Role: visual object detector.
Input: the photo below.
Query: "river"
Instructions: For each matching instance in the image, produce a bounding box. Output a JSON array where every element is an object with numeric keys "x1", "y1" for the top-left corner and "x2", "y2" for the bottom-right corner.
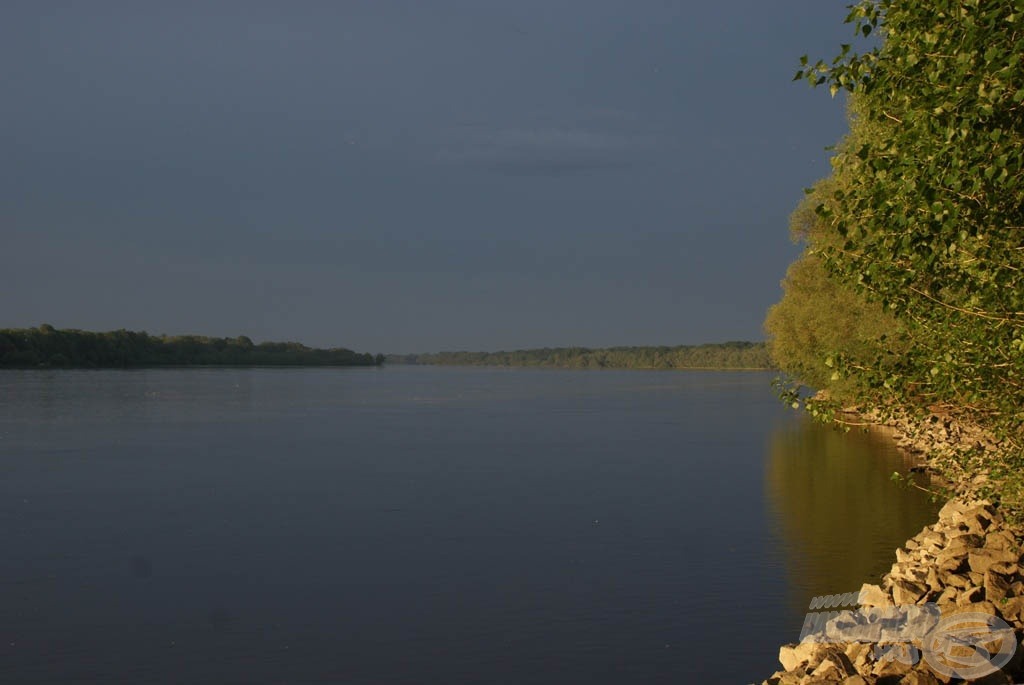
[{"x1": 0, "y1": 366, "x2": 938, "y2": 683}]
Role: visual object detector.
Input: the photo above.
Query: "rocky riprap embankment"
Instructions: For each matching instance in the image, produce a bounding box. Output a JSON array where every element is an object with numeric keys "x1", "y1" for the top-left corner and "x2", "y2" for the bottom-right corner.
[
  {"x1": 850, "y1": 407, "x2": 1006, "y2": 491},
  {"x1": 761, "y1": 498, "x2": 1024, "y2": 684}
]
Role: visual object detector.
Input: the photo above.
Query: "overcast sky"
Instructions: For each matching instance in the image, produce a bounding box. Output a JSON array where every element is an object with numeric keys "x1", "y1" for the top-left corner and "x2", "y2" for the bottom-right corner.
[{"x1": 2, "y1": 1, "x2": 858, "y2": 353}]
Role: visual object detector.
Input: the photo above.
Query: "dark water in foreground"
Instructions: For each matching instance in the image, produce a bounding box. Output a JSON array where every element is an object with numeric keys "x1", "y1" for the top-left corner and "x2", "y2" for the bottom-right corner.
[{"x1": 0, "y1": 367, "x2": 938, "y2": 684}]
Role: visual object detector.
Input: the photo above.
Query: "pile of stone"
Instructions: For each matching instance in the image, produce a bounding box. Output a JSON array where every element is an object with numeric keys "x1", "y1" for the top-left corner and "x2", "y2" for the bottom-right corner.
[
  {"x1": 761, "y1": 499, "x2": 1024, "y2": 684},
  {"x1": 847, "y1": 406, "x2": 1004, "y2": 472}
]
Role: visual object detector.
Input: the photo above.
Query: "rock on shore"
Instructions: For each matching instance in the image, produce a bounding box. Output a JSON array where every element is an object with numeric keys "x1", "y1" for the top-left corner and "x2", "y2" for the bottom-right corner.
[{"x1": 761, "y1": 498, "x2": 1024, "y2": 684}]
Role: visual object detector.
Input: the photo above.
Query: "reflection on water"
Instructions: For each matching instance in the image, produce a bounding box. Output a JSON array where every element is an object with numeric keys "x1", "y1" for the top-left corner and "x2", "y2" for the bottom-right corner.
[{"x1": 767, "y1": 420, "x2": 940, "y2": 622}]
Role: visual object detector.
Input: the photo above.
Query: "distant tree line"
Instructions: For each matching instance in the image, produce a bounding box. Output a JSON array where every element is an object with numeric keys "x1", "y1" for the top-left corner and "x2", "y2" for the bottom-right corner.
[
  {"x1": 390, "y1": 342, "x2": 771, "y2": 370},
  {"x1": 0, "y1": 325, "x2": 383, "y2": 368}
]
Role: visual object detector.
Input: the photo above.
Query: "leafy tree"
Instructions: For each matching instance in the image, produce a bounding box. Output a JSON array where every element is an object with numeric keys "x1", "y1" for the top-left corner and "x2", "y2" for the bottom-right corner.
[
  {"x1": 777, "y1": 0, "x2": 1024, "y2": 509},
  {"x1": 766, "y1": 163, "x2": 904, "y2": 398}
]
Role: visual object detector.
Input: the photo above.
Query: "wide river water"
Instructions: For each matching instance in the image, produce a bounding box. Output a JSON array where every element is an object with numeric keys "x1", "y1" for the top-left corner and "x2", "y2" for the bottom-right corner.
[{"x1": 0, "y1": 366, "x2": 938, "y2": 683}]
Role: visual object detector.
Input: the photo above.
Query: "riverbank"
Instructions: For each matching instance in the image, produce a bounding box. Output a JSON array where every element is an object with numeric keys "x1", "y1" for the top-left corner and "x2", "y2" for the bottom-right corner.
[{"x1": 760, "y1": 410, "x2": 1024, "y2": 684}]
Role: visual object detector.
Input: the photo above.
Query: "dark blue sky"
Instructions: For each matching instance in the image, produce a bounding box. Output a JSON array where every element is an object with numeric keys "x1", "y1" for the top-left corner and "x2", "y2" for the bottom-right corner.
[{"x1": 2, "y1": 1, "x2": 857, "y2": 353}]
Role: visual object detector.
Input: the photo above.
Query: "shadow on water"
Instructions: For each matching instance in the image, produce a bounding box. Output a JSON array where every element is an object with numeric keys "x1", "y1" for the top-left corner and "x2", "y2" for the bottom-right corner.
[{"x1": 765, "y1": 419, "x2": 941, "y2": 624}]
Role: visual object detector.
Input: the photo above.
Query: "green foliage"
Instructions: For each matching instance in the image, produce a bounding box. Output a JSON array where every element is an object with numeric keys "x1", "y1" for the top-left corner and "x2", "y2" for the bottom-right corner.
[
  {"x1": 765, "y1": 184, "x2": 903, "y2": 397},
  {"x1": 392, "y1": 342, "x2": 772, "y2": 370},
  {"x1": 0, "y1": 325, "x2": 381, "y2": 368},
  {"x1": 776, "y1": 0, "x2": 1024, "y2": 511}
]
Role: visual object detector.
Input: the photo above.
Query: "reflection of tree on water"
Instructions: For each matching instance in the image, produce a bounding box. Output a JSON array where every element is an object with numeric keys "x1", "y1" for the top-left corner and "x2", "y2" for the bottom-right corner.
[{"x1": 766, "y1": 419, "x2": 939, "y2": 619}]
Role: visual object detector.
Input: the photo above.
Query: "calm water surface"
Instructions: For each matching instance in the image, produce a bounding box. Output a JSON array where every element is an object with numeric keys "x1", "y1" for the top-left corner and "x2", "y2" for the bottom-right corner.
[{"x1": 0, "y1": 367, "x2": 938, "y2": 683}]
